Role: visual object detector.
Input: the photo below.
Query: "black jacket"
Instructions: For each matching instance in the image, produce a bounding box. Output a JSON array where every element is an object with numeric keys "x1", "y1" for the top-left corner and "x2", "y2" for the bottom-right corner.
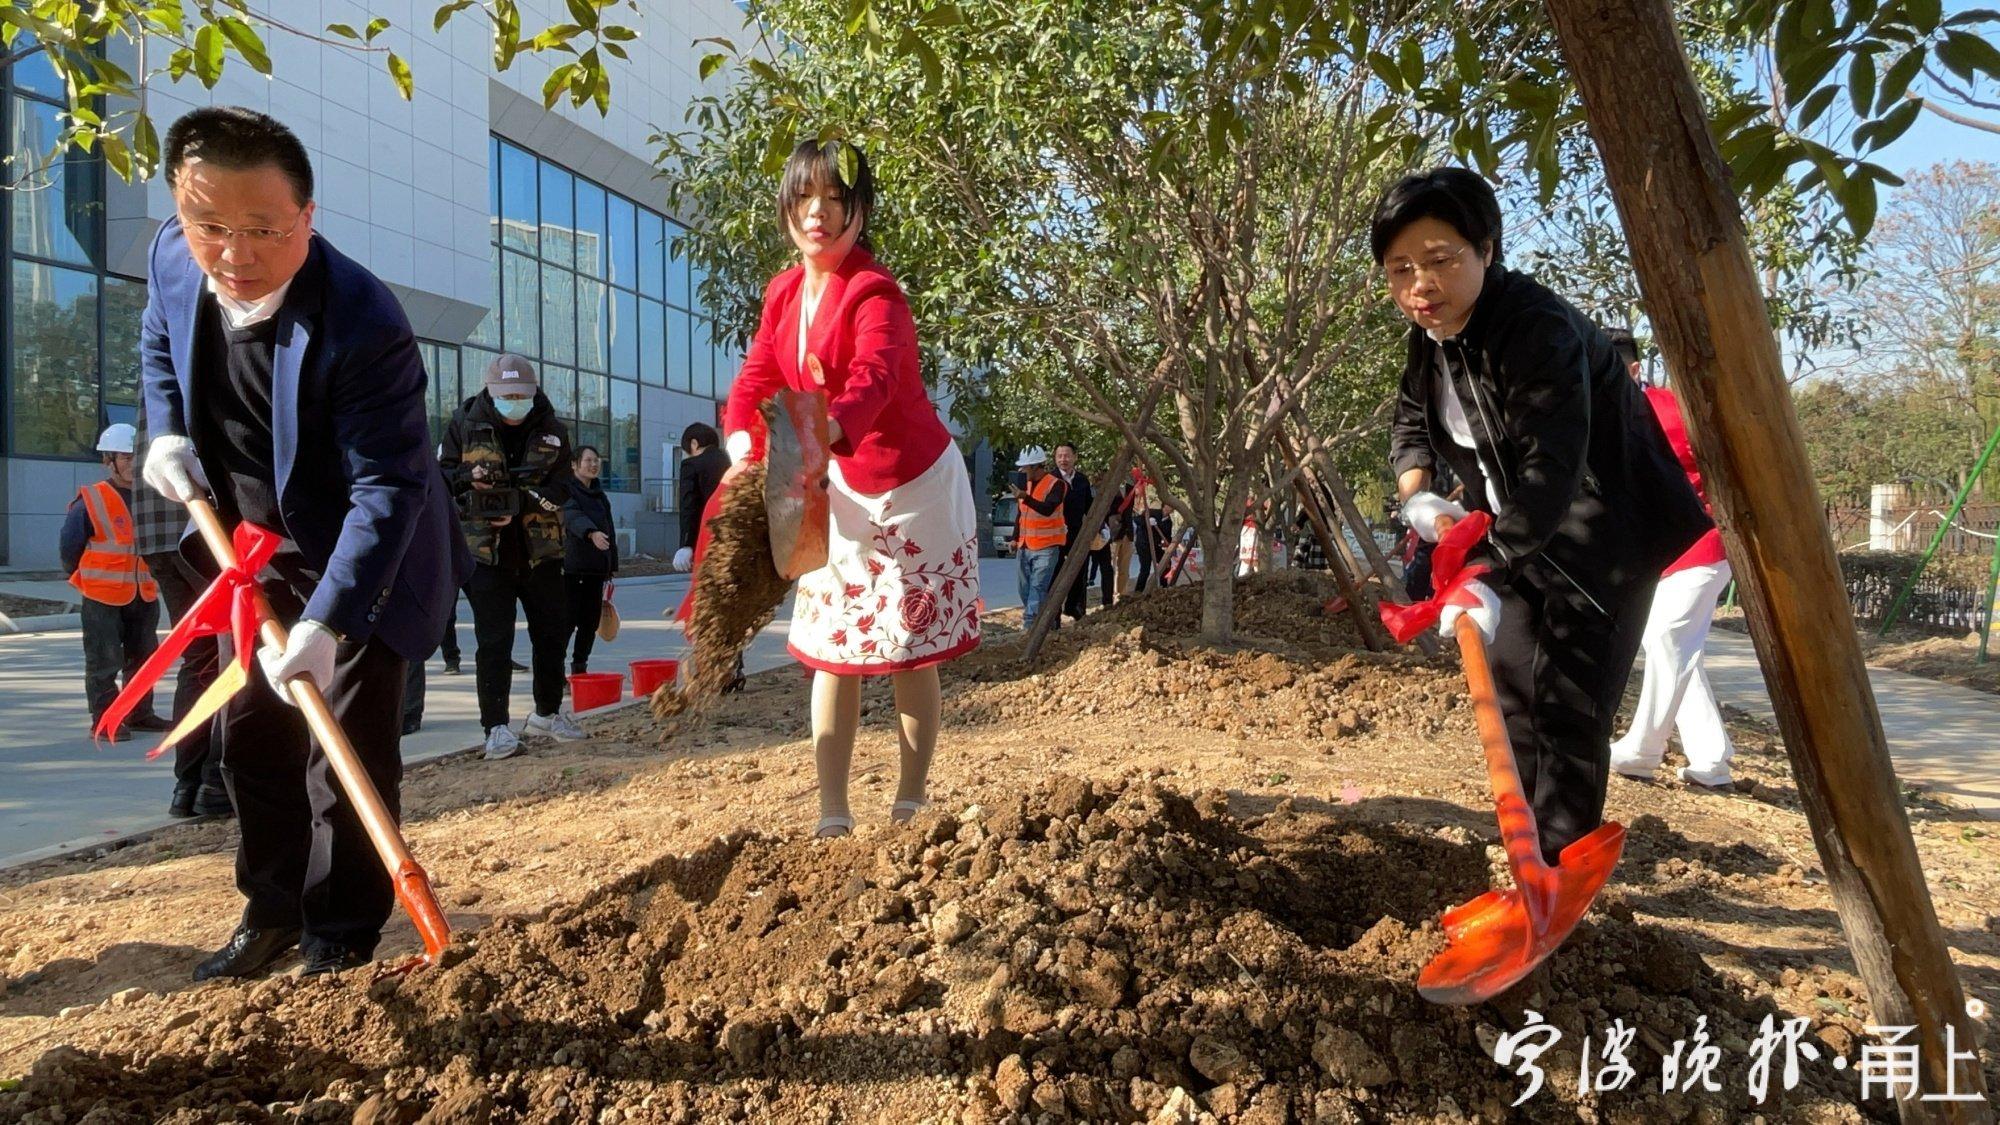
[
  {"x1": 678, "y1": 445, "x2": 730, "y2": 549},
  {"x1": 439, "y1": 391, "x2": 572, "y2": 568},
  {"x1": 1057, "y1": 469, "x2": 1094, "y2": 538},
  {"x1": 563, "y1": 477, "x2": 618, "y2": 576},
  {"x1": 1388, "y1": 264, "x2": 1709, "y2": 611}
]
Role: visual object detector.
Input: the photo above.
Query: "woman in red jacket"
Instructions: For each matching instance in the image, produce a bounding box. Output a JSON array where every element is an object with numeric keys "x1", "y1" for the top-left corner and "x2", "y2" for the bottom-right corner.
[{"x1": 722, "y1": 141, "x2": 981, "y2": 838}]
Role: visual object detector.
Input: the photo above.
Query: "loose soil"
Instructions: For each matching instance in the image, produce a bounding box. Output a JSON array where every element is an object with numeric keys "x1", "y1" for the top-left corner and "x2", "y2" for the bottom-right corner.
[
  {"x1": 3, "y1": 573, "x2": 1996, "y2": 1124},
  {"x1": 651, "y1": 463, "x2": 790, "y2": 724},
  {"x1": 1717, "y1": 610, "x2": 2000, "y2": 697},
  {"x1": 0, "y1": 593, "x2": 74, "y2": 619}
]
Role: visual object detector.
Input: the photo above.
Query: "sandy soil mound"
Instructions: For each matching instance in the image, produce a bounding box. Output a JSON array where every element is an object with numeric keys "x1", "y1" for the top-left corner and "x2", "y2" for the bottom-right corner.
[{"x1": 4, "y1": 774, "x2": 1871, "y2": 1124}]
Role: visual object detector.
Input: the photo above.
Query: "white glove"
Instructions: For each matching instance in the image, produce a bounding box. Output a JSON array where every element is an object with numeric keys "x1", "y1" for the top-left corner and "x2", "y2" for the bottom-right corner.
[
  {"x1": 1401, "y1": 491, "x2": 1467, "y2": 543},
  {"x1": 1438, "y1": 580, "x2": 1501, "y2": 645},
  {"x1": 257, "y1": 620, "x2": 338, "y2": 707},
  {"x1": 673, "y1": 546, "x2": 694, "y2": 571},
  {"x1": 724, "y1": 430, "x2": 753, "y2": 462},
  {"x1": 141, "y1": 434, "x2": 210, "y2": 504}
]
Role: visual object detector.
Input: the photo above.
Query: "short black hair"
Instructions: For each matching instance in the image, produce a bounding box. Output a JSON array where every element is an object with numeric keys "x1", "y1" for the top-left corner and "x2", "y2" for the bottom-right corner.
[
  {"x1": 778, "y1": 140, "x2": 873, "y2": 249},
  {"x1": 681, "y1": 422, "x2": 720, "y2": 452},
  {"x1": 1055, "y1": 443, "x2": 1077, "y2": 455},
  {"x1": 165, "y1": 106, "x2": 314, "y2": 206},
  {"x1": 1605, "y1": 327, "x2": 1640, "y2": 369},
  {"x1": 1369, "y1": 167, "x2": 1501, "y2": 265},
  {"x1": 573, "y1": 444, "x2": 602, "y2": 461}
]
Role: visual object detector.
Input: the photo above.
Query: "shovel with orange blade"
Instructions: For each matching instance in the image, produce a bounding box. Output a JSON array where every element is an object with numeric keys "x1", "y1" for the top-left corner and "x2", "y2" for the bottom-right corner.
[
  {"x1": 1378, "y1": 512, "x2": 1624, "y2": 1005},
  {"x1": 96, "y1": 498, "x2": 452, "y2": 968}
]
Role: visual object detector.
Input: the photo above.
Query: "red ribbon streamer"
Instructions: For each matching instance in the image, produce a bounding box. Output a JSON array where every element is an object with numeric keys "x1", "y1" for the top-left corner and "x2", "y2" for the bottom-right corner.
[
  {"x1": 96, "y1": 522, "x2": 281, "y2": 753},
  {"x1": 1378, "y1": 511, "x2": 1495, "y2": 645}
]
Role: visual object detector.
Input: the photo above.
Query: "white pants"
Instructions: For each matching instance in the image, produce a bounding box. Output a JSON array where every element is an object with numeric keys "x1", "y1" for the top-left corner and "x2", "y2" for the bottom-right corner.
[{"x1": 1612, "y1": 561, "x2": 1735, "y2": 773}]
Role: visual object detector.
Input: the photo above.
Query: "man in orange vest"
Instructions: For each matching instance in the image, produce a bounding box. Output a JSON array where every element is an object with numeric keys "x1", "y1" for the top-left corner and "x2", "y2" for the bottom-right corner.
[
  {"x1": 1011, "y1": 446, "x2": 1068, "y2": 628},
  {"x1": 62, "y1": 424, "x2": 172, "y2": 741}
]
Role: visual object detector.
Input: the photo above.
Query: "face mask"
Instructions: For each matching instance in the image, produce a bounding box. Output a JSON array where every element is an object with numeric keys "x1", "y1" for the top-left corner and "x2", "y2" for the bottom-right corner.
[{"x1": 493, "y1": 395, "x2": 534, "y2": 421}]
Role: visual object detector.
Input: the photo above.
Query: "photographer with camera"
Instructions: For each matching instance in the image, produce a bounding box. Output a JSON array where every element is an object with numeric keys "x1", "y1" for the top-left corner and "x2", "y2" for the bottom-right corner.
[{"x1": 439, "y1": 354, "x2": 583, "y2": 760}]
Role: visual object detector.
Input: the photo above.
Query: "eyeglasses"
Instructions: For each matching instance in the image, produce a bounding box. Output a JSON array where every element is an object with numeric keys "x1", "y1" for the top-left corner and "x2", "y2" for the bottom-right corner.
[
  {"x1": 182, "y1": 213, "x2": 304, "y2": 246},
  {"x1": 1385, "y1": 244, "x2": 1473, "y2": 285}
]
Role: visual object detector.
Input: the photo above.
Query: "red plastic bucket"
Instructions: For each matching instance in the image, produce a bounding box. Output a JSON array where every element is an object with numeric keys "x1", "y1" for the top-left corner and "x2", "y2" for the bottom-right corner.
[
  {"x1": 568, "y1": 672, "x2": 623, "y2": 711},
  {"x1": 630, "y1": 658, "x2": 679, "y2": 696}
]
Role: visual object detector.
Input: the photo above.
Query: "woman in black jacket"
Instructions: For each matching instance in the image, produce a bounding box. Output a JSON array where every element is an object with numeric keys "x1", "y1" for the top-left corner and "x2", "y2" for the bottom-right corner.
[
  {"x1": 563, "y1": 445, "x2": 619, "y2": 675},
  {"x1": 1376, "y1": 168, "x2": 1710, "y2": 865}
]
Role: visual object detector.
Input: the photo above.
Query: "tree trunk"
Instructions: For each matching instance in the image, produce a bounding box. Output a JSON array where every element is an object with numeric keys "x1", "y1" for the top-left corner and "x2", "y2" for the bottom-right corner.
[
  {"x1": 1274, "y1": 429, "x2": 1388, "y2": 651},
  {"x1": 1545, "y1": 1, "x2": 1990, "y2": 1116},
  {"x1": 1198, "y1": 526, "x2": 1234, "y2": 644}
]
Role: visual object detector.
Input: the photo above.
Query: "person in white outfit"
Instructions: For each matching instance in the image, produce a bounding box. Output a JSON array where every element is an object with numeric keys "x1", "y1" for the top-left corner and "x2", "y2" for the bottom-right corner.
[{"x1": 1606, "y1": 329, "x2": 1736, "y2": 788}]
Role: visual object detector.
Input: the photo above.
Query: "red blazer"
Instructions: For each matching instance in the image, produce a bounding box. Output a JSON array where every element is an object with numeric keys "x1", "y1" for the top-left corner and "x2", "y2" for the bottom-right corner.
[
  {"x1": 723, "y1": 248, "x2": 951, "y2": 494},
  {"x1": 1644, "y1": 386, "x2": 1726, "y2": 575}
]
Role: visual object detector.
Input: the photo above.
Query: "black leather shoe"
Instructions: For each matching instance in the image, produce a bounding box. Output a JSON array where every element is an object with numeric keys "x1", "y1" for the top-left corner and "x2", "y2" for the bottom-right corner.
[
  {"x1": 401, "y1": 718, "x2": 422, "y2": 736},
  {"x1": 442, "y1": 657, "x2": 460, "y2": 675},
  {"x1": 509, "y1": 659, "x2": 528, "y2": 672},
  {"x1": 301, "y1": 943, "x2": 371, "y2": 976},
  {"x1": 193, "y1": 926, "x2": 300, "y2": 981},
  {"x1": 168, "y1": 785, "x2": 197, "y2": 818},
  {"x1": 129, "y1": 713, "x2": 175, "y2": 732},
  {"x1": 193, "y1": 785, "x2": 234, "y2": 818}
]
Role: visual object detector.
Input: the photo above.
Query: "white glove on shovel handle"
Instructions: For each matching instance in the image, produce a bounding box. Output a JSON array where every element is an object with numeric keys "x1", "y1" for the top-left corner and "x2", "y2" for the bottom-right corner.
[
  {"x1": 1402, "y1": 491, "x2": 1467, "y2": 544},
  {"x1": 257, "y1": 620, "x2": 339, "y2": 708},
  {"x1": 142, "y1": 434, "x2": 210, "y2": 504},
  {"x1": 673, "y1": 546, "x2": 694, "y2": 571},
  {"x1": 725, "y1": 430, "x2": 753, "y2": 463},
  {"x1": 1438, "y1": 579, "x2": 1502, "y2": 646}
]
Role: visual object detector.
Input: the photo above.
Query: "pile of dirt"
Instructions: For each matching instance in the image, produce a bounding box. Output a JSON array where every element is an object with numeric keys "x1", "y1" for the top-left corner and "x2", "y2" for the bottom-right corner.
[
  {"x1": 2, "y1": 775, "x2": 1872, "y2": 1124},
  {"x1": 950, "y1": 572, "x2": 1471, "y2": 743},
  {"x1": 651, "y1": 462, "x2": 793, "y2": 724}
]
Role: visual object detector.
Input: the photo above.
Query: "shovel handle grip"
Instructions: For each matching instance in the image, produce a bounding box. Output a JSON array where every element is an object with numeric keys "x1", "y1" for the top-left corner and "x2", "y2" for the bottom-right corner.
[{"x1": 184, "y1": 497, "x2": 453, "y2": 961}]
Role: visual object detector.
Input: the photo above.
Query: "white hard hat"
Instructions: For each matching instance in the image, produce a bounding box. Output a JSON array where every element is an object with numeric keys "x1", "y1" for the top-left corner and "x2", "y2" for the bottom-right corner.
[
  {"x1": 96, "y1": 423, "x2": 137, "y2": 454},
  {"x1": 1015, "y1": 446, "x2": 1049, "y2": 468}
]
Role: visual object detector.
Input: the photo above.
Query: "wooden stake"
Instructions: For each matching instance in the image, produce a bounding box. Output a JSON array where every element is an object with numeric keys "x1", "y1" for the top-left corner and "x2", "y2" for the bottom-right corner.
[{"x1": 1543, "y1": 0, "x2": 1989, "y2": 1114}]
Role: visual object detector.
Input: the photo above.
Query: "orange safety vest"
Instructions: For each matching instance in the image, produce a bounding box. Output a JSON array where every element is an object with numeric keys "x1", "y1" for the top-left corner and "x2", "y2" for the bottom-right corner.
[
  {"x1": 1017, "y1": 474, "x2": 1067, "y2": 550},
  {"x1": 68, "y1": 481, "x2": 159, "y2": 606}
]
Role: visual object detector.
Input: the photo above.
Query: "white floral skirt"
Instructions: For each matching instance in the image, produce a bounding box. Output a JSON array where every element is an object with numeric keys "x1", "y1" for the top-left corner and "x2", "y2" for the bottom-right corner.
[{"x1": 788, "y1": 443, "x2": 982, "y2": 674}]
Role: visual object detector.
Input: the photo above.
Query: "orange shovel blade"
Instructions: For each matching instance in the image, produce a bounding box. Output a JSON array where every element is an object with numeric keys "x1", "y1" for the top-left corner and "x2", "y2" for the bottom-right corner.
[
  {"x1": 761, "y1": 389, "x2": 831, "y2": 580},
  {"x1": 1417, "y1": 821, "x2": 1625, "y2": 1005}
]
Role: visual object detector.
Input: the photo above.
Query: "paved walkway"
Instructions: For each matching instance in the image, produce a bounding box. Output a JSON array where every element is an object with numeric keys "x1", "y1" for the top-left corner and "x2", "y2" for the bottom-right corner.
[{"x1": 1702, "y1": 629, "x2": 2000, "y2": 819}]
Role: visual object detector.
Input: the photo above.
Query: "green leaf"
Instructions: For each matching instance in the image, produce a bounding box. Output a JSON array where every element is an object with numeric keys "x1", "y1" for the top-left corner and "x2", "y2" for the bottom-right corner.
[
  {"x1": 836, "y1": 140, "x2": 858, "y2": 187},
  {"x1": 845, "y1": 0, "x2": 871, "y2": 35},
  {"x1": 168, "y1": 47, "x2": 194, "y2": 81},
  {"x1": 1876, "y1": 46, "x2": 1924, "y2": 111},
  {"x1": 746, "y1": 57, "x2": 782, "y2": 85},
  {"x1": 218, "y1": 17, "x2": 270, "y2": 74},
  {"x1": 1452, "y1": 28, "x2": 1482, "y2": 85},
  {"x1": 567, "y1": 0, "x2": 598, "y2": 27},
  {"x1": 1847, "y1": 50, "x2": 1874, "y2": 117},
  {"x1": 1396, "y1": 36, "x2": 1423, "y2": 90},
  {"x1": 1905, "y1": 0, "x2": 1942, "y2": 34},
  {"x1": 326, "y1": 23, "x2": 360, "y2": 40},
  {"x1": 1797, "y1": 82, "x2": 1840, "y2": 126},
  {"x1": 101, "y1": 133, "x2": 133, "y2": 181},
  {"x1": 1937, "y1": 30, "x2": 2000, "y2": 81},
  {"x1": 1943, "y1": 7, "x2": 2000, "y2": 26},
  {"x1": 699, "y1": 52, "x2": 728, "y2": 81},
  {"x1": 192, "y1": 24, "x2": 224, "y2": 88},
  {"x1": 601, "y1": 41, "x2": 628, "y2": 61},
  {"x1": 1366, "y1": 50, "x2": 1401, "y2": 92},
  {"x1": 364, "y1": 17, "x2": 392, "y2": 43},
  {"x1": 592, "y1": 66, "x2": 610, "y2": 114},
  {"x1": 602, "y1": 25, "x2": 638, "y2": 41},
  {"x1": 134, "y1": 110, "x2": 160, "y2": 174},
  {"x1": 532, "y1": 23, "x2": 583, "y2": 51},
  {"x1": 1855, "y1": 96, "x2": 1921, "y2": 149},
  {"x1": 435, "y1": 1, "x2": 476, "y2": 33},
  {"x1": 387, "y1": 51, "x2": 413, "y2": 99},
  {"x1": 762, "y1": 114, "x2": 797, "y2": 175},
  {"x1": 918, "y1": 4, "x2": 966, "y2": 27},
  {"x1": 1837, "y1": 171, "x2": 1877, "y2": 240}
]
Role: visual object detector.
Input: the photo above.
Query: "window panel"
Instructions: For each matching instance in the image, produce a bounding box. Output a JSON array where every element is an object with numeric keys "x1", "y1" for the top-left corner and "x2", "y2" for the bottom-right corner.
[
  {"x1": 487, "y1": 135, "x2": 500, "y2": 245},
  {"x1": 638, "y1": 210, "x2": 664, "y2": 298},
  {"x1": 666, "y1": 306, "x2": 693, "y2": 393},
  {"x1": 101, "y1": 276, "x2": 146, "y2": 407},
  {"x1": 692, "y1": 318, "x2": 715, "y2": 399},
  {"x1": 579, "y1": 369, "x2": 610, "y2": 428},
  {"x1": 538, "y1": 162, "x2": 575, "y2": 268},
  {"x1": 10, "y1": 96, "x2": 102, "y2": 267},
  {"x1": 573, "y1": 180, "x2": 607, "y2": 279},
  {"x1": 664, "y1": 220, "x2": 691, "y2": 309},
  {"x1": 607, "y1": 194, "x2": 637, "y2": 290},
  {"x1": 10, "y1": 261, "x2": 99, "y2": 456},
  {"x1": 501, "y1": 250, "x2": 540, "y2": 357},
  {"x1": 687, "y1": 259, "x2": 709, "y2": 317},
  {"x1": 608, "y1": 287, "x2": 638, "y2": 379},
  {"x1": 462, "y1": 347, "x2": 500, "y2": 406},
  {"x1": 468, "y1": 254, "x2": 500, "y2": 348},
  {"x1": 497, "y1": 141, "x2": 538, "y2": 255},
  {"x1": 610, "y1": 379, "x2": 640, "y2": 493},
  {"x1": 543, "y1": 364, "x2": 576, "y2": 420},
  {"x1": 639, "y1": 298, "x2": 664, "y2": 387},
  {"x1": 541, "y1": 264, "x2": 576, "y2": 365},
  {"x1": 577, "y1": 422, "x2": 610, "y2": 461},
  {"x1": 11, "y1": 40, "x2": 64, "y2": 99},
  {"x1": 575, "y1": 276, "x2": 607, "y2": 371},
  {"x1": 713, "y1": 337, "x2": 736, "y2": 402}
]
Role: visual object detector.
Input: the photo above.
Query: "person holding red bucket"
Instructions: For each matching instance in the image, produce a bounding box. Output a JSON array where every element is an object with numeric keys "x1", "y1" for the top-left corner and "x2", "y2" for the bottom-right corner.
[{"x1": 719, "y1": 140, "x2": 981, "y2": 839}]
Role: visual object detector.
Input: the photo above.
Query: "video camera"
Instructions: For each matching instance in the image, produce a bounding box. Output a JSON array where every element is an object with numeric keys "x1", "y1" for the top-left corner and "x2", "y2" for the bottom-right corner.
[{"x1": 460, "y1": 463, "x2": 561, "y2": 521}]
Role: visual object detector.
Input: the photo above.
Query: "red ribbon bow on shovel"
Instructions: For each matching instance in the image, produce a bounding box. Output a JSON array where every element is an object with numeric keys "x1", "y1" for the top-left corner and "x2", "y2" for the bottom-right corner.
[
  {"x1": 1377, "y1": 510, "x2": 1494, "y2": 644},
  {"x1": 94, "y1": 522, "x2": 282, "y2": 756}
]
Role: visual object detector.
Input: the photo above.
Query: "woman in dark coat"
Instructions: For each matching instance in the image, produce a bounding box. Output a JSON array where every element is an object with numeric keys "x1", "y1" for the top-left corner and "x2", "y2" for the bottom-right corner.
[
  {"x1": 562, "y1": 445, "x2": 618, "y2": 675},
  {"x1": 1376, "y1": 167, "x2": 1710, "y2": 864}
]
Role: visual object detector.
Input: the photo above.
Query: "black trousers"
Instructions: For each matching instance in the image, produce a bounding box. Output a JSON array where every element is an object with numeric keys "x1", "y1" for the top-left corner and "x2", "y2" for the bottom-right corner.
[
  {"x1": 1133, "y1": 526, "x2": 1155, "y2": 592},
  {"x1": 467, "y1": 561, "x2": 569, "y2": 730},
  {"x1": 144, "y1": 551, "x2": 222, "y2": 792},
  {"x1": 439, "y1": 604, "x2": 460, "y2": 664},
  {"x1": 1487, "y1": 563, "x2": 1653, "y2": 864},
  {"x1": 219, "y1": 581, "x2": 407, "y2": 952},
  {"x1": 81, "y1": 595, "x2": 161, "y2": 724},
  {"x1": 1059, "y1": 540, "x2": 1088, "y2": 618},
  {"x1": 1088, "y1": 546, "x2": 1113, "y2": 608},
  {"x1": 566, "y1": 573, "x2": 607, "y2": 673}
]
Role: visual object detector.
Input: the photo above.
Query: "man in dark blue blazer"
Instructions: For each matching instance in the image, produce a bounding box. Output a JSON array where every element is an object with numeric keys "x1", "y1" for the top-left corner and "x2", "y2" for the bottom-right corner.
[{"x1": 139, "y1": 107, "x2": 471, "y2": 980}]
